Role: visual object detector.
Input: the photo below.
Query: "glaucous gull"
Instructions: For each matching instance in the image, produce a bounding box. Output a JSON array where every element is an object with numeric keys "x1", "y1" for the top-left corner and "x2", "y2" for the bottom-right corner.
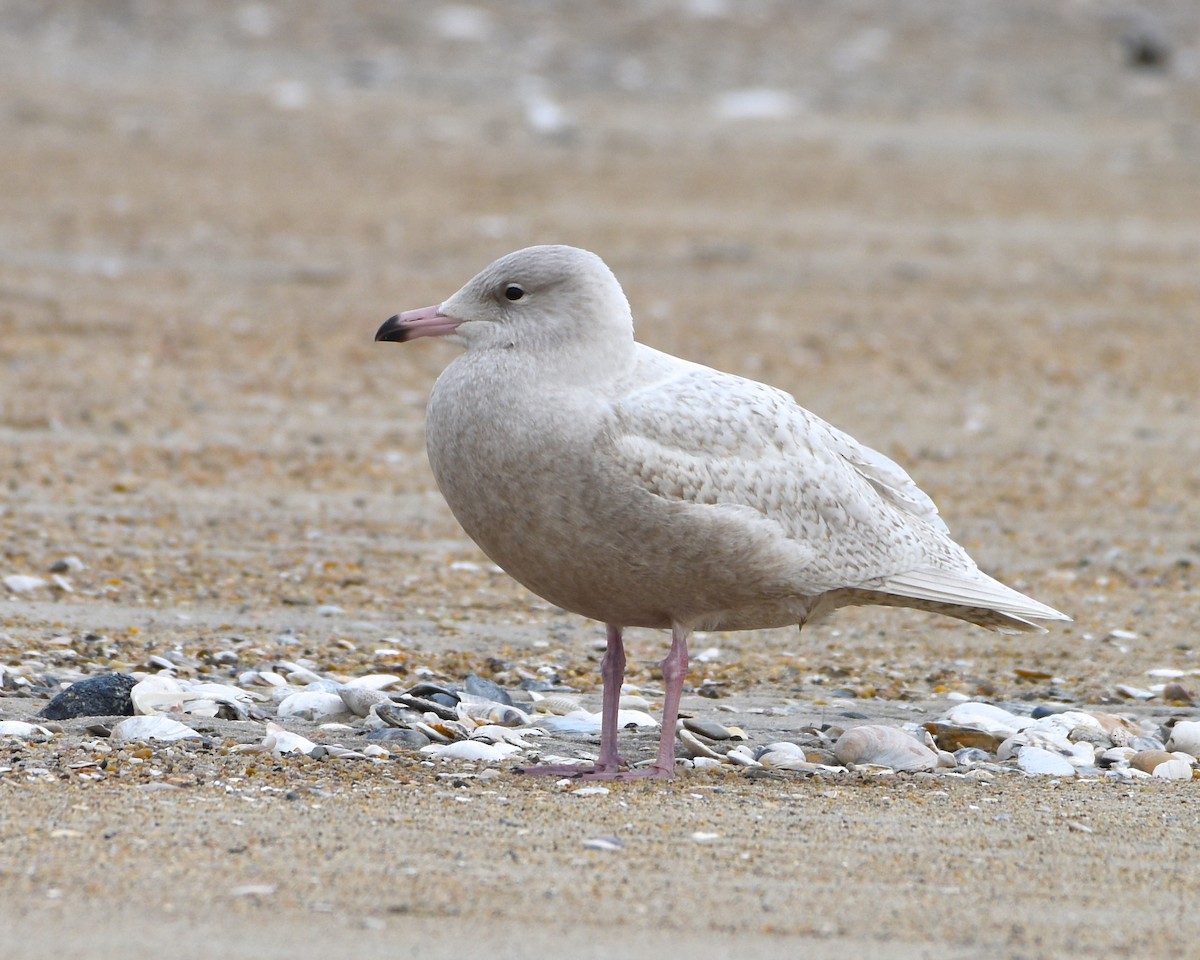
[{"x1": 376, "y1": 245, "x2": 1069, "y2": 780}]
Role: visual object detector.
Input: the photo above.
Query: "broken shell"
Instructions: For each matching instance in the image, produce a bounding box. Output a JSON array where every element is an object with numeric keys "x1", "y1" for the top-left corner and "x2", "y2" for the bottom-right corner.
[
  {"x1": 131, "y1": 675, "x2": 192, "y2": 715},
  {"x1": 922, "y1": 721, "x2": 1005, "y2": 754},
  {"x1": 1017, "y1": 746, "x2": 1077, "y2": 777},
  {"x1": 111, "y1": 716, "x2": 201, "y2": 743},
  {"x1": 833, "y1": 724, "x2": 938, "y2": 771},
  {"x1": 677, "y1": 727, "x2": 724, "y2": 760},
  {"x1": 261, "y1": 722, "x2": 317, "y2": 756},
  {"x1": 0, "y1": 720, "x2": 53, "y2": 738}
]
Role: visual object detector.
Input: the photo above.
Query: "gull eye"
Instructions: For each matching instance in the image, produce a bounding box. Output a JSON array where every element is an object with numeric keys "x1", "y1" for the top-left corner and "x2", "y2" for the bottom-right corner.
[{"x1": 504, "y1": 284, "x2": 525, "y2": 301}]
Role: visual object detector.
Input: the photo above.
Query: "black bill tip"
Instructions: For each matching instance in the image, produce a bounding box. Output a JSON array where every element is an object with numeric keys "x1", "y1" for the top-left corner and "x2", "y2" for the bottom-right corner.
[{"x1": 375, "y1": 315, "x2": 409, "y2": 342}]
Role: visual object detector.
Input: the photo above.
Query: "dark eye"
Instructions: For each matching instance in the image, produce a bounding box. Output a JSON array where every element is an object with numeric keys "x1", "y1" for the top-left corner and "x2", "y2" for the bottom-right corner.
[{"x1": 504, "y1": 284, "x2": 525, "y2": 301}]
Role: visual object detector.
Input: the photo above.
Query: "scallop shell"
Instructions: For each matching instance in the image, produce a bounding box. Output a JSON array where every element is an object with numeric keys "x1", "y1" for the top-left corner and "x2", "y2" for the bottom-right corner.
[
  {"x1": 833, "y1": 724, "x2": 938, "y2": 771},
  {"x1": 530, "y1": 694, "x2": 584, "y2": 716}
]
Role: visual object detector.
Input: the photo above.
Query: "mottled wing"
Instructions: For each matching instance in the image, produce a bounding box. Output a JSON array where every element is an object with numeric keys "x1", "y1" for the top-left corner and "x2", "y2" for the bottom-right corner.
[{"x1": 608, "y1": 360, "x2": 954, "y2": 590}]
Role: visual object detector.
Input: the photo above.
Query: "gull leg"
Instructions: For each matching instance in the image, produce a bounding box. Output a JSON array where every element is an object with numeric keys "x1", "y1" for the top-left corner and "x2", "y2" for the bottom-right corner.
[
  {"x1": 621, "y1": 623, "x2": 688, "y2": 781},
  {"x1": 519, "y1": 623, "x2": 629, "y2": 778}
]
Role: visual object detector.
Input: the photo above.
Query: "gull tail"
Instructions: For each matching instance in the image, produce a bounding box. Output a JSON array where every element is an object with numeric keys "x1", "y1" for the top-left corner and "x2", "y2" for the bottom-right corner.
[{"x1": 839, "y1": 567, "x2": 1072, "y2": 634}]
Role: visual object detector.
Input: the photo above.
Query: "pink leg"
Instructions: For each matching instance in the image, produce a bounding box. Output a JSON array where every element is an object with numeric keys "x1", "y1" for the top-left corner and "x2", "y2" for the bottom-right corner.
[
  {"x1": 619, "y1": 623, "x2": 688, "y2": 780},
  {"x1": 519, "y1": 624, "x2": 629, "y2": 778}
]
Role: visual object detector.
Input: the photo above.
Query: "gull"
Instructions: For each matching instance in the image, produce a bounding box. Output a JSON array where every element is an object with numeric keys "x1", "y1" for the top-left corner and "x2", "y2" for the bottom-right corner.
[{"x1": 376, "y1": 245, "x2": 1069, "y2": 780}]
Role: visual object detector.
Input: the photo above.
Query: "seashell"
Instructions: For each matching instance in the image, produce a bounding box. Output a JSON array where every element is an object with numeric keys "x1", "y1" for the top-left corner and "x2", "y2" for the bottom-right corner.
[
  {"x1": 1165, "y1": 720, "x2": 1200, "y2": 758},
  {"x1": 343, "y1": 673, "x2": 405, "y2": 690},
  {"x1": 537, "y1": 712, "x2": 601, "y2": 734},
  {"x1": 942, "y1": 702, "x2": 1033, "y2": 735},
  {"x1": 469, "y1": 724, "x2": 533, "y2": 748},
  {"x1": 616, "y1": 710, "x2": 658, "y2": 729},
  {"x1": 1130, "y1": 750, "x2": 1193, "y2": 778},
  {"x1": 677, "y1": 728, "x2": 724, "y2": 760},
  {"x1": 724, "y1": 745, "x2": 761, "y2": 767},
  {"x1": 1016, "y1": 746, "x2": 1077, "y2": 777},
  {"x1": 952, "y1": 747, "x2": 992, "y2": 765},
  {"x1": 1160, "y1": 683, "x2": 1195, "y2": 705},
  {"x1": 618, "y1": 694, "x2": 652, "y2": 710},
  {"x1": 131, "y1": 675, "x2": 192, "y2": 715},
  {"x1": 413, "y1": 721, "x2": 453, "y2": 743},
  {"x1": 1114, "y1": 684, "x2": 1155, "y2": 700},
  {"x1": 373, "y1": 702, "x2": 422, "y2": 728},
  {"x1": 240, "y1": 670, "x2": 287, "y2": 688},
  {"x1": 1146, "y1": 668, "x2": 1185, "y2": 679},
  {"x1": 366, "y1": 727, "x2": 431, "y2": 749},
  {"x1": 0, "y1": 720, "x2": 52, "y2": 738},
  {"x1": 833, "y1": 725, "x2": 938, "y2": 771},
  {"x1": 111, "y1": 716, "x2": 202, "y2": 743},
  {"x1": 1096, "y1": 746, "x2": 1135, "y2": 767},
  {"x1": 531, "y1": 694, "x2": 584, "y2": 716},
  {"x1": 680, "y1": 717, "x2": 740, "y2": 741},
  {"x1": 4, "y1": 574, "x2": 47, "y2": 593},
  {"x1": 463, "y1": 673, "x2": 514, "y2": 706},
  {"x1": 339, "y1": 686, "x2": 390, "y2": 718},
  {"x1": 403, "y1": 681, "x2": 459, "y2": 701},
  {"x1": 923, "y1": 721, "x2": 1005, "y2": 754},
  {"x1": 392, "y1": 694, "x2": 459, "y2": 721},
  {"x1": 426, "y1": 740, "x2": 516, "y2": 762},
  {"x1": 273, "y1": 661, "x2": 324, "y2": 685},
  {"x1": 276, "y1": 691, "x2": 352, "y2": 722},
  {"x1": 260, "y1": 722, "x2": 317, "y2": 756},
  {"x1": 456, "y1": 700, "x2": 531, "y2": 726}
]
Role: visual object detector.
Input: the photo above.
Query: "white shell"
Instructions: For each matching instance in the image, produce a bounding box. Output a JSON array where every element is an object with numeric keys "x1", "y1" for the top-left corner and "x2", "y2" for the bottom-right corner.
[
  {"x1": 111, "y1": 716, "x2": 201, "y2": 743},
  {"x1": 276, "y1": 691, "x2": 353, "y2": 722},
  {"x1": 131, "y1": 675, "x2": 192, "y2": 715},
  {"x1": 343, "y1": 674, "x2": 405, "y2": 690},
  {"x1": 426, "y1": 740, "x2": 516, "y2": 762},
  {"x1": 942, "y1": 702, "x2": 1033, "y2": 735},
  {"x1": 261, "y1": 722, "x2": 317, "y2": 756},
  {"x1": 530, "y1": 694, "x2": 584, "y2": 715},
  {"x1": 1166, "y1": 720, "x2": 1200, "y2": 758},
  {"x1": 4, "y1": 574, "x2": 47, "y2": 593},
  {"x1": 1016, "y1": 746, "x2": 1077, "y2": 777},
  {"x1": 0, "y1": 720, "x2": 52, "y2": 738},
  {"x1": 833, "y1": 725, "x2": 938, "y2": 771}
]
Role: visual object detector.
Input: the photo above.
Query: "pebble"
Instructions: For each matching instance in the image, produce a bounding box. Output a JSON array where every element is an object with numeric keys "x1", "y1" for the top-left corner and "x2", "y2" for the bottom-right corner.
[{"x1": 39, "y1": 673, "x2": 136, "y2": 719}]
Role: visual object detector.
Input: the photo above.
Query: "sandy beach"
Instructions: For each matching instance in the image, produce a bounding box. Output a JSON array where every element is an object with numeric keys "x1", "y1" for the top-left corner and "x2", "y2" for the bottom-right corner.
[{"x1": 2, "y1": 3, "x2": 1199, "y2": 957}]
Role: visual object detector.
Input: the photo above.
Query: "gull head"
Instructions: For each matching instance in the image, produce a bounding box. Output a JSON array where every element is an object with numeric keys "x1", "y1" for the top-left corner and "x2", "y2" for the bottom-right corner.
[{"x1": 375, "y1": 245, "x2": 634, "y2": 358}]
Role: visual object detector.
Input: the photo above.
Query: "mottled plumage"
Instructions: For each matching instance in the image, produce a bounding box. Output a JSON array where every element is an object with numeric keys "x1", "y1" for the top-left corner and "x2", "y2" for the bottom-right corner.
[{"x1": 376, "y1": 244, "x2": 1068, "y2": 779}]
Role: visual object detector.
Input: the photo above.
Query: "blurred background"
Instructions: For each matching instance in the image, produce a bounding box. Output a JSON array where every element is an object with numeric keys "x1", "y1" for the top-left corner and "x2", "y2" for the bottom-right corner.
[{"x1": 1, "y1": 1, "x2": 1198, "y2": 691}]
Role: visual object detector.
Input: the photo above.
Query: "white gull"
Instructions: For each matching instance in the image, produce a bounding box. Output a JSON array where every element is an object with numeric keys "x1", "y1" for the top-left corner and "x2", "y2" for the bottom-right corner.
[{"x1": 375, "y1": 244, "x2": 1069, "y2": 780}]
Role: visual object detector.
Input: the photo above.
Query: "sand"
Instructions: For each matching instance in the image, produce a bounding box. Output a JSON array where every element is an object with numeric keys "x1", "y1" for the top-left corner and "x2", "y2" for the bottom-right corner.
[{"x1": 1, "y1": 3, "x2": 1199, "y2": 957}]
